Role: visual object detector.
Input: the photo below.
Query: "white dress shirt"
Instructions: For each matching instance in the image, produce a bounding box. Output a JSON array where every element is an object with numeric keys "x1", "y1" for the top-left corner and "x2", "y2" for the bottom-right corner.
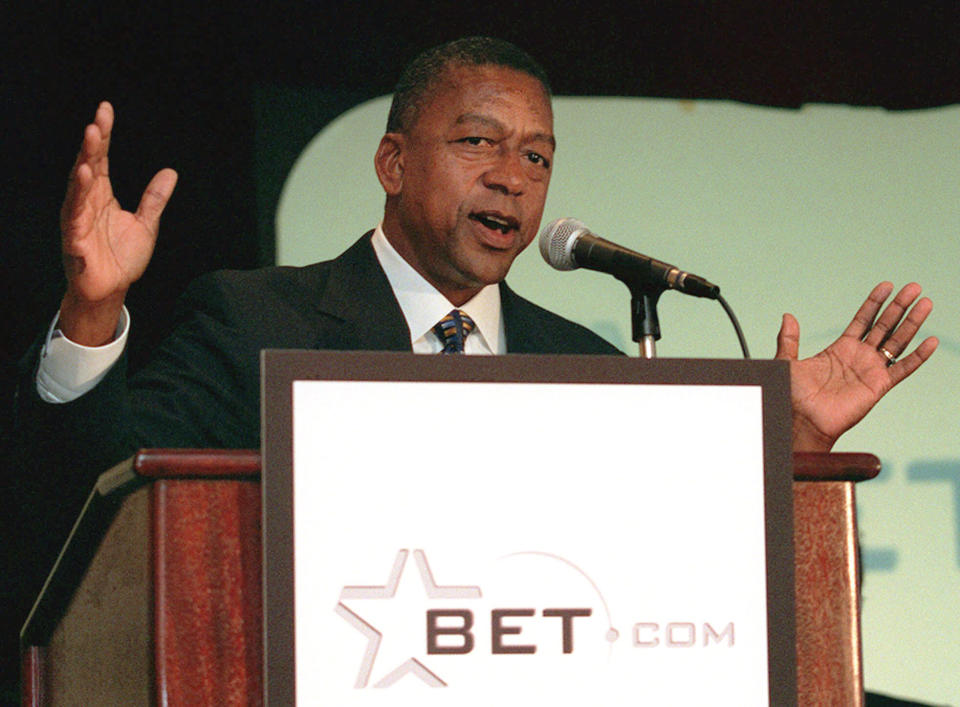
[
  {"x1": 37, "y1": 307, "x2": 131, "y2": 403},
  {"x1": 370, "y1": 225, "x2": 504, "y2": 355},
  {"x1": 37, "y1": 226, "x2": 505, "y2": 402}
]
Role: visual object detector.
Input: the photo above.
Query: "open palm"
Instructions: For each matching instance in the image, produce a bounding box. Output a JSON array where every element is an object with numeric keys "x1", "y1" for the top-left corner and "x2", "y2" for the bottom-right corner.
[
  {"x1": 59, "y1": 102, "x2": 177, "y2": 343},
  {"x1": 777, "y1": 282, "x2": 938, "y2": 452}
]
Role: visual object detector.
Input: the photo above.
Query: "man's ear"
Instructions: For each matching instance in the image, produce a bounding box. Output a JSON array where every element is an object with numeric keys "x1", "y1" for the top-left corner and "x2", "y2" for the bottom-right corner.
[{"x1": 374, "y1": 133, "x2": 404, "y2": 196}]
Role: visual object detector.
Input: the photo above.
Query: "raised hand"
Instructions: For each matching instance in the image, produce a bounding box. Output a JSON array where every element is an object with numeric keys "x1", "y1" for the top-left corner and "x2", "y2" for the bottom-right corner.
[
  {"x1": 59, "y1": 101, "x2": 178, "y2": 345},
  {"x1": 776, "y1": 282, "x2": 939, "y2": 452}
]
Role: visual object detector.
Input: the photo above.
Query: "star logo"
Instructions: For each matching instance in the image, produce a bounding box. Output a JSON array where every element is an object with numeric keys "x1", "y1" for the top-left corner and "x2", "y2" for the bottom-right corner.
[{"x1": 335, "y1": 549, "x2": 482, "y2": 688}]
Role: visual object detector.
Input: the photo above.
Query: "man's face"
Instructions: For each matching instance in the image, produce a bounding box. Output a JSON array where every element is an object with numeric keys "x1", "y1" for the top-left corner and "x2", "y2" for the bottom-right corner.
[{"x1": 379, "y1": 64, "x2": 555, "y2": 305}]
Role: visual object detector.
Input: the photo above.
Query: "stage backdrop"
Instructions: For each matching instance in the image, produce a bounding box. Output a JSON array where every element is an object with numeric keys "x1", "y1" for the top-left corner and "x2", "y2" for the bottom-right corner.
[{"x1": 266, "y1": 94, "x2": 959, "y2": 705}]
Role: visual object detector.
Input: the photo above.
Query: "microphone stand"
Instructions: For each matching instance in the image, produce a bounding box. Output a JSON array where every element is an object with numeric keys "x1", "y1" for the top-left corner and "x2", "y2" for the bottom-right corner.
[
  {"x1": 623, "y1": 279, "x2": 751, "y2": 360},
  {"x1": 628, "y1": 285, "x2": 664, "y2": 359}
]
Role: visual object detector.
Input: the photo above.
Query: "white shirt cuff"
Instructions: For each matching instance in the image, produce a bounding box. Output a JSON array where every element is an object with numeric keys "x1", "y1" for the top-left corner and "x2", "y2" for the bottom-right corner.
[{"x1": 36, "y1": 307, "x2": 130, "y2": 403}]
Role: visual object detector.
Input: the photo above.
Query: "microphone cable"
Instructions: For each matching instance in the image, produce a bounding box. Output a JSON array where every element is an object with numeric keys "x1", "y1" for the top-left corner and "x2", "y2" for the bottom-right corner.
[{"x1": 717, "y1": 293, "x2": 750, "y2": 359}]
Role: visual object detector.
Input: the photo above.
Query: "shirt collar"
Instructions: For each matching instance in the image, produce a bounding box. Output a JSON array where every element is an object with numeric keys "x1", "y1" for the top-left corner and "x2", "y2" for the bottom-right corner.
[{"x1": 370, "y1": 225, "x2": 503, "y2": 353}]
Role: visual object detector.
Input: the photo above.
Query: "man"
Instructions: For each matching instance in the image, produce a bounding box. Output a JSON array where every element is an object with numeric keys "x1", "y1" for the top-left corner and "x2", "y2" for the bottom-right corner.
[
  {"x1": 6, "y1": 38, "x2": 943, "y2": 707},
  {"x1": 17, "y1": 36, "x2": 937, "y2": 486}
]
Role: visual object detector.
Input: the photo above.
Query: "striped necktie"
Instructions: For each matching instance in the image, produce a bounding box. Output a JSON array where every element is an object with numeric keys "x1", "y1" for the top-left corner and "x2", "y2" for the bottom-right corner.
[{"x1": 433, "y1": 310, "x2": 476, "y2": 354}]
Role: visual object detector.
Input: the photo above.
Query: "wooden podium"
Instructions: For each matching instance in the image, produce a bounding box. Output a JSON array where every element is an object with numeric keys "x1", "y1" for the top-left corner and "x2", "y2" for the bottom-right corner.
[{"x1": 20, "y1": 449, "x2": 879, "y2": 706}]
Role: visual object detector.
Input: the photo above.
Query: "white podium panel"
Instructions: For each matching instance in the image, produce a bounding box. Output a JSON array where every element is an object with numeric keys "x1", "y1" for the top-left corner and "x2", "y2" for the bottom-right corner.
[{"x1": 263, "y1": 352, "x2": 795, "y2": 706}]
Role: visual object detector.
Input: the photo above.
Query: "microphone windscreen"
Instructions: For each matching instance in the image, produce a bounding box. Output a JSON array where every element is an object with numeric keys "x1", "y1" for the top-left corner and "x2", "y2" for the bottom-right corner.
[{"x1": 538, "y1": 217, "x2": 588, "y2": 271}]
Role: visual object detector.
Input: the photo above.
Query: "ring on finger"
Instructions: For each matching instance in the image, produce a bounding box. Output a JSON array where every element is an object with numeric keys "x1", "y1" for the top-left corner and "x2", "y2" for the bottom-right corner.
[{"x1": 877, "y1": 346, "x2": 897, "y2": 367}]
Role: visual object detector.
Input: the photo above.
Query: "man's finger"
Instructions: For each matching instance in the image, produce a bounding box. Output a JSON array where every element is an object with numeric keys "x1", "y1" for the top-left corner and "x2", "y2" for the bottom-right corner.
[
  {"x1": 863, "y1": 282, "x2": 923, "y2": 348},
  {"x1": 63, "y1": 103, "x2": 114, "y2": 209},
  {"x1": 841, "y1": 281, "x2": 893, "y2": 340},
  {"x1": 775, "y1": 313, "x2": 800, "y2": 360},
  {"x1": 63, "y1": 123, "x2": 101, "y2": 208},
  {"x1": 876, "y1": 296, "x2": 933, "y2": 357},
  {"x1": 135, "y1": 168, "x2": 178, "y2": 231},
  {"x1": 91, "y1": 101, "x2": 114, "y2": 178},
  {"x1": 61, "y1": 163, "x2": 96, "y2": 235},
  {"x1": 888, "y1": 336, "x2": 939, "y2": 387}
]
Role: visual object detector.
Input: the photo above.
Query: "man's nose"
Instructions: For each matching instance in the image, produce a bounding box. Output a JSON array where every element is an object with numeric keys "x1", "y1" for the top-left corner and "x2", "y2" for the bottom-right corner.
[{"x1": 482, "y1": 151, "x2": 525, "y2": 196}]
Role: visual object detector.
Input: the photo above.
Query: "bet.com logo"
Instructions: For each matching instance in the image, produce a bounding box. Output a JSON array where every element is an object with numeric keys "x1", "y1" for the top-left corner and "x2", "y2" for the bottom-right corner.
[{"x1": 334, "y1": 549, "x2": 735, "y2": 689}]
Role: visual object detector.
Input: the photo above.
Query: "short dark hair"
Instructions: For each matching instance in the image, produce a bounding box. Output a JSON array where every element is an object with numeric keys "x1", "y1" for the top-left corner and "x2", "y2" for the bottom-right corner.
[{"x1": 386, "y1": 36, "x2": 552, "y2": 133}]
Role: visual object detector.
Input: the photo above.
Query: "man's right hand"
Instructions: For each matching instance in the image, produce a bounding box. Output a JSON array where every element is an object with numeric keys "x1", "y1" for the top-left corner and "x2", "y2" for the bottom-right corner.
[{"x1": 58, "y1": 101, "x2": 178, "y2": 346}]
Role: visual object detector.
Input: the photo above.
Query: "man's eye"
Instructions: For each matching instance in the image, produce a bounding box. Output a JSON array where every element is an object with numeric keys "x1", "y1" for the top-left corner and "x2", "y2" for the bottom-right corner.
[
  {"x1": 461, "y1": 136, "x2": 490, "y2": 146},
  {"x1": 527, "y1": 152, "x2": 551, "y2": 169}
]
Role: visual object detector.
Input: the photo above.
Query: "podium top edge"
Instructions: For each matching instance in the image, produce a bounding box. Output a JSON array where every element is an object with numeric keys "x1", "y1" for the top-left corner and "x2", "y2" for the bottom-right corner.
[
  {"x1": 793, "y1": 452, "x2": 881, "y2": 482},
  {"x1": 133, "y1": 448, "x2": 261, "y2": 479},
  {"x1": 124, "y1": 448, "x2": 879, "y2": 483}
]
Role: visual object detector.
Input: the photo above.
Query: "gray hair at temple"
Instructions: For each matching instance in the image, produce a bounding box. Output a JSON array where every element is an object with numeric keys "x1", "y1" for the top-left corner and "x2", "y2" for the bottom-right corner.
[{"x1": 385, "y1": 36, "x2": 552, "y2": 133}]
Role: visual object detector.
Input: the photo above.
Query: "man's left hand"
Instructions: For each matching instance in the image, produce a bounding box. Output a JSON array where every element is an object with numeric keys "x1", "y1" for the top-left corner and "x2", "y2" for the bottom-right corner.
[{"x1": 776, "y1": 281, "x2": 938, "y2": 452}]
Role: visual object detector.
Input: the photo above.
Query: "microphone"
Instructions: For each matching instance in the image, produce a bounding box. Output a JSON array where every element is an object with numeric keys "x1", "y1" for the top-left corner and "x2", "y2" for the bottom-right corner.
[{"x1": 538, "y1": 218, "x2": 720, "y2": 299}]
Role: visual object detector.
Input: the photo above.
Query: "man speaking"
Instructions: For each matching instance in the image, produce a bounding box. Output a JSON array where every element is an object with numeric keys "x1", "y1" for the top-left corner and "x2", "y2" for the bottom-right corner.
[{"x1": 17, "y1": 37, "x2": 937, "y2": 485}]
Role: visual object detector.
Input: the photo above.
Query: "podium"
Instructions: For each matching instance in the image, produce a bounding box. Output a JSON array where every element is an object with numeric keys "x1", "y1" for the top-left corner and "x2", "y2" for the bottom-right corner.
[
  {"x1": 20, "y1": 450, "x2": 262, "y2": 706},
  {"x1": 20, "y1": 448, "x2": 878, "y2": 705}
]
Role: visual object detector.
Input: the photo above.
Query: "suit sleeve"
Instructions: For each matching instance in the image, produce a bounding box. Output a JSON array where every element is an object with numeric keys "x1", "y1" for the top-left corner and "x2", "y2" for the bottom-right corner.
[{"x1": 11, "y1": 272, "x2": 263, "y2": 480}]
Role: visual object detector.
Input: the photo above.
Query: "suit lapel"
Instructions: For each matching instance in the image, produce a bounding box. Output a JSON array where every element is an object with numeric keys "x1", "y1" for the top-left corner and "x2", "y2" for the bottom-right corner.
[
  {"x1": 501, "y1": 281, "x2": 552, "y2": 354},
  {"x1": 313, "y1": 232, "x2": 412, "y2": 351},
  {"x1": 310, "y1": 238, "x2": 584, "y2": 354}
]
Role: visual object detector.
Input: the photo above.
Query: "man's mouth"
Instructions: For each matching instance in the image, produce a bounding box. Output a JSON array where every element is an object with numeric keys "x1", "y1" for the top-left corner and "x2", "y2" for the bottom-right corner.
[{"x1": 469, "y1": 211, "x2": 520, "y2": 236}]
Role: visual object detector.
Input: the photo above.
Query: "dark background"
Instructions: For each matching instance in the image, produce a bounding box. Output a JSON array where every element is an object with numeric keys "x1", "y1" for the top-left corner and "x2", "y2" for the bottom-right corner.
[{"x1": 1, "y1": 1, "x2": 957, "y2": 701}]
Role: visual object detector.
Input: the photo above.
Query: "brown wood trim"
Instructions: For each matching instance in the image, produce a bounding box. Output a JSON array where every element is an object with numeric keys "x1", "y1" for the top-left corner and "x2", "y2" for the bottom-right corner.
[
  {"x1": 20, "y1": 646, "x2": 44, "y2": 707},
  {"x1": 792, "y1": 452, "x2": 880, "y2": 482},
  {"x1": 131, "y1": 449, "x2": 880, "y2": 482},
  {"x1": 793, "y1": 481, "x2": 865, "y2": 704},
  {"x1": 152, "y1": 480, "x2": 171, "y2": 706},
  {"x1": 134, "y1": 449, "x2": 261, "y2": 478},
  {"x1": 151, "y1": 479, "x2": 263, "y2": 705}
]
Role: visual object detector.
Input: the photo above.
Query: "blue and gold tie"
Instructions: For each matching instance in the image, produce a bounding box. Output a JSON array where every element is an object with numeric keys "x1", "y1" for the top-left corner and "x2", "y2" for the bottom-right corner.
[{"x1": 433, "y1": 310, "x2": 476, "y2": 354}]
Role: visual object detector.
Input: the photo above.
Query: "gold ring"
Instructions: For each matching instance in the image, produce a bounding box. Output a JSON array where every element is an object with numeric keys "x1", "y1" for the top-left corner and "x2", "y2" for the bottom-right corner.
[{"x1": 878, "y1": 346, "x2": 897, "y2": 367}]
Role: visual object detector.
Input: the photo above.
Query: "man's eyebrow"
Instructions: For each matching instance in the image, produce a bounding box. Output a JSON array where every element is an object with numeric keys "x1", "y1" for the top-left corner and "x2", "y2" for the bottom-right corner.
[
  {"x1": 530, "y1": 132, "x2": 557, "y2": 150},
  {"x1": 455, "y1": 112, "x2": 505, "y2": 130},
  {"x1": 454, "y1": 113, "x2": 556, "y2": 149}
]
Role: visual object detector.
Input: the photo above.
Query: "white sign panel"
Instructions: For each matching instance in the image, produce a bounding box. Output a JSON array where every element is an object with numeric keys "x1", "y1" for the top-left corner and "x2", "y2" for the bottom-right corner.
[{"x1": 290, "y1": 379, "x2": 771, "y2": 705}]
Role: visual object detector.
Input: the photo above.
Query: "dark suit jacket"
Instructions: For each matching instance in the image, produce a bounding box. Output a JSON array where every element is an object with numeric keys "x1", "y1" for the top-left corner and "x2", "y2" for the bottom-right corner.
[{"x1": 15, "y1": 232, "x2": 619, "y2": 478}]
